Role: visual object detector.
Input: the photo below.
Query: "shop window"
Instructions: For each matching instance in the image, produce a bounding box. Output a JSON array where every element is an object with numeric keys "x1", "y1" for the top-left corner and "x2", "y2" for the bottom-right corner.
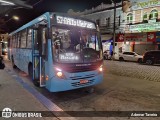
[
  {"x1": 149, "y1": 9, "x2": 158, "y2": 20},
  {"x1": 127, "y1": 13, "x2": 133, "y2": 24}
]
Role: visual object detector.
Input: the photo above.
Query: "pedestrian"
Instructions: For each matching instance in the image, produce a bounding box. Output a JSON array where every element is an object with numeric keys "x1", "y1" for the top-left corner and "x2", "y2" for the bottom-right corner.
[{"x1": 110, "y1": 51, "x2": 113, "y2": 60}]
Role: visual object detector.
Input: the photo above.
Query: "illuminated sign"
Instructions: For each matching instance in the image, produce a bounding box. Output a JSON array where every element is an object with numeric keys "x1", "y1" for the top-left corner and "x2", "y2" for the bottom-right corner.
[
  {"x1": 124, "y1": 33, "x2": 147, "y2": 42},
  {"x1": 117, "y1": 32, "x2": 156, "y2": 42},
  {"x1": 135, "y1": 0, "x2": 160, "y2": 9},
  {"x1": 56, "y1": 16, "x2": 96, "y2": 29},
  {"x1": 122, "y1": 0, "x2": 160, "y2": 12},
  {"x1": 129, "y1": 22, "x2": 160, "y2": 32},
  {"x1": 59, "y1": 53, "x2": 79, "y2": 61}
]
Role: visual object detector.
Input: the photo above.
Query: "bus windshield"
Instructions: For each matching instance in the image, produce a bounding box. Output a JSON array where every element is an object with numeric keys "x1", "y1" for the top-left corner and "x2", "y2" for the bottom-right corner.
[{"x1": 52, "y1": 27, "x2": 102, "y2": 63}]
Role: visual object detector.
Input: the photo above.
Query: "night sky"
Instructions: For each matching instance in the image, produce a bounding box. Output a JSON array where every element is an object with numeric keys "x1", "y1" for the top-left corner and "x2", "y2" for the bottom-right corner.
[
  {"x1": 6, "y1": 0, "x2": 121, "y2": 32},
  {"x1": 34, "y1": 0, "x2": 121, "y2": 12}
]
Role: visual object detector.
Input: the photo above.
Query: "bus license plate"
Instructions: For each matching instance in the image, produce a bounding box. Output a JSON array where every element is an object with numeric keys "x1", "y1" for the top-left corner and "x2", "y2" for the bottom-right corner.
[{"x1": 80, "y1": 80, "x2": 89, "y2": 84}]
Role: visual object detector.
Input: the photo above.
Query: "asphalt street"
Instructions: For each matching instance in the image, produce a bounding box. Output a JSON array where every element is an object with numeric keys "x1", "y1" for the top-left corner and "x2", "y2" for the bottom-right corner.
[{"x1": 3, "y1": 59, "x2": 160, "y2": 120}]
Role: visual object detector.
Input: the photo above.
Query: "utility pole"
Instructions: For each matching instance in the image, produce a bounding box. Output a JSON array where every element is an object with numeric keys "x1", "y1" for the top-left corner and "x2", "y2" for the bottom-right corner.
[
  {"x1": 113, "y1": 1, "x2": 116, "y2": 60},
  {"x1": 110, "y1": 0, "x2": 116, "y2": 60}
]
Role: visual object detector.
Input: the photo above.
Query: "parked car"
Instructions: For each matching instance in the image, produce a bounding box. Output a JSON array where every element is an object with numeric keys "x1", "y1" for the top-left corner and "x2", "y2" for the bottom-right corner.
[
  {"x1": 103, "y1": 50, "x2": 111, "y2": 60},
  {"x1": 142, "y1": 50, "x2": 160, "y2": 65},
  {"x1": 119, "y1": 52, "x2": 143, "y2": 63}
]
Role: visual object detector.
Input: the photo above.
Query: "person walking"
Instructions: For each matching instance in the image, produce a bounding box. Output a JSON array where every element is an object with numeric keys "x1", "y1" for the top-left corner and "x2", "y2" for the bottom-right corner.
[{"x1": 110, "y1": 51, "x2": 113, "y2": 60}]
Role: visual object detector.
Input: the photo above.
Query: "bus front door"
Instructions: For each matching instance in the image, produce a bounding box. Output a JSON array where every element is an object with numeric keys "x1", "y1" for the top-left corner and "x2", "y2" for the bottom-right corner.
[{"x1": 32, "y1": 24, "x2": 47, "y2": 87}]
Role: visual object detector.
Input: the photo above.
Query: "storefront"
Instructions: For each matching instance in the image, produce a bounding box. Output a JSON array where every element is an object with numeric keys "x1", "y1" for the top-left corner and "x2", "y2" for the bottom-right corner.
[
  {"x1": 101, "y1": 34, "x2": 113, "y2": 53},
  {"x1": 116, "y1": 32, "x2": 157, "y2": 59}
]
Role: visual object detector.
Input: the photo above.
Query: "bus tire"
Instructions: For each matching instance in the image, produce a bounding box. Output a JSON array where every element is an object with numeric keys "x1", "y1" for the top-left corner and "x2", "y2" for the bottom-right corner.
[
  {"x1": 28, "y1": 64, "x2": 40, "y2": 87},
  {"x1": 12, "y1": 56, "x2": 17, "y2": 69}
]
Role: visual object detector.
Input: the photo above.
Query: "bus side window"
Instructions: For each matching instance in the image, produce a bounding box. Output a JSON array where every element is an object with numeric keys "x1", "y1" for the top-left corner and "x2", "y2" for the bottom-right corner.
[
  {"x1": 17, "y1": 32, "x2": 21, "y2": 48},
  {"x1": 42, "y1": 28, "x2": 47, "y2": 58},
  {"x1": 33, "y1": 25, "x2": 47, "y2": 58},
  {"x1": 27, "y1": 29, "x2": 32, "y2": 48},
  {"x1": 33, "y1": 29, "x2": 38, "y2": 50},
  {"x1": 20, "y1": 29, "x2": 27, "y2": 48}
]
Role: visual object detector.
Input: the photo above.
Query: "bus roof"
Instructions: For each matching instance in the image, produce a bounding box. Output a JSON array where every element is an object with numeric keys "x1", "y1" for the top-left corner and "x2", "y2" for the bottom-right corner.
[
  {"x1": 9, "y1": 12, "x2": 50, "y2": 35},
  {"x1": 9, "y1": 12, "x2": 97, "y2": 35}
]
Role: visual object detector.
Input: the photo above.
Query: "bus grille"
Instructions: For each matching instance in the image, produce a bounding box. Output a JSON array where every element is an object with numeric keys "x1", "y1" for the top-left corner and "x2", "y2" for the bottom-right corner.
[
  {"x1": 65, "y1": 66, "x2": 98, "y2": 73},
  {"x1": 70, "y1": 74, "x2": 95, "y2": 80},
  {"x1": 71, "y1": 79, "x2": 94, "y2": 87}
]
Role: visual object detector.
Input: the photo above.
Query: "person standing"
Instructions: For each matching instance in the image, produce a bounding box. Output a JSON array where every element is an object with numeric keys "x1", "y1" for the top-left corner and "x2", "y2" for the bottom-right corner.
[{"x1": 110, "y1": 51, "x2": 113, "y2": 60}]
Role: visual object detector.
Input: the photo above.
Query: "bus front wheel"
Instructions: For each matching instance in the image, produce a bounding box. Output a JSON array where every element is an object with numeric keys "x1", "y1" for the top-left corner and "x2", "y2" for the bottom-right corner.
[{"x1": 28, "y1": 64, "x2": 40, "y2": 87}]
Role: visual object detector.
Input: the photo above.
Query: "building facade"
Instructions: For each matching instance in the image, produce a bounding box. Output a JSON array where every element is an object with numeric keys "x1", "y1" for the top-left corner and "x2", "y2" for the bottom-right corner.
[
  {"x1": 68, "y1": 0, "x2": 160, "y2": 60},
  {"x1": 118, "y1": 0, "x2": 160, "y2": 55}
]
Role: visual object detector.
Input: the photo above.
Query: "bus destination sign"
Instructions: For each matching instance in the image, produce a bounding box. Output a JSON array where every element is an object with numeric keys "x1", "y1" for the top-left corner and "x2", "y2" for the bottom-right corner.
[{"x1": 56, "y1": 16, "x2": 96, "y2": 29}]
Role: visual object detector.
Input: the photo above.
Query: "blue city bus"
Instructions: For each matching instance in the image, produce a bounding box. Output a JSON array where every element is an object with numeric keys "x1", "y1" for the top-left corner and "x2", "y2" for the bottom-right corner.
[{"x1": 9, "y1": 12, "x2": 103, "y2": 92}]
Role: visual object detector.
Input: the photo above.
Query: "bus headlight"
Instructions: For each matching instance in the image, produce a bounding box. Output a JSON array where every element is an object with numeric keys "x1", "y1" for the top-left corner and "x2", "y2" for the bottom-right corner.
[
  {"x1": 55, "y1": 67, "x2": 65, "y2": 79},
  {"x1": 99, "y1": 65, "x2": 103, "y2": 72}
]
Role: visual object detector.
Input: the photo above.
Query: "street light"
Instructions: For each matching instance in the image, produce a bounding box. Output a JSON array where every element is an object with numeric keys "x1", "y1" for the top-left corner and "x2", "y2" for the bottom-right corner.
[
  {"x1": 0, "y1": 0, "x2": 15, "y2": 5},
  {"x1": 12, "y1": 15, "x2": 19, "y2": 21},
  {"x1": 110, "y1": 0, "x2": 116, "y2": 60},
  {"x1": 0, "y1": 15, "x2": 19, "y2": 28},
  {"x1": 0, "y1": 15, "x2": 19, "y2": 30}
]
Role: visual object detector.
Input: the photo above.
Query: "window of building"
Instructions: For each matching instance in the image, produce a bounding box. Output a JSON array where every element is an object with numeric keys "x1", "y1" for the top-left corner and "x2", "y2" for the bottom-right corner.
[
  {"x1": 96, "y1": 19, "x2": 100, "y2": 26},
  {"x1": 106, "y1": 17, "x2": 110, "y2": 27},
  {"x1": 127, "y1": 13, "x2": 133, "y2": 23},
  {"x1": 149, "y1": 9, "x2": 158, "y2": 20},
  {"x1": 143, "y1": 12, "x2": 148, "y2": 20},
  {"x1": 116, "y1": 16, "x2": 121, "y2": 26}
]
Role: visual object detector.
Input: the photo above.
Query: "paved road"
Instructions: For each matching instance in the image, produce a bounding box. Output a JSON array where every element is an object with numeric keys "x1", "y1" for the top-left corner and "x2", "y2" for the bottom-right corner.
[
  {"x1": 105, "y1": 60, "x2": 160, "y2": 82},
  {"x1": 3, "y1": 59, "x2": 160, "y2": 120}
]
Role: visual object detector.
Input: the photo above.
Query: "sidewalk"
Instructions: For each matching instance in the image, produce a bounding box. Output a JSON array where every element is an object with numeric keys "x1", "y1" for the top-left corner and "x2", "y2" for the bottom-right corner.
[{"x1": 0, "y1": 69, "x2": 59, "y2": 120}]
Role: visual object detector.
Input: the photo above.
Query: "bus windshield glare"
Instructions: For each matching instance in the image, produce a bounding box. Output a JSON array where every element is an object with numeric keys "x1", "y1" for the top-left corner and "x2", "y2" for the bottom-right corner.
[{"x1": 52, "y1": 27, "x2": 102, "y2": 63}]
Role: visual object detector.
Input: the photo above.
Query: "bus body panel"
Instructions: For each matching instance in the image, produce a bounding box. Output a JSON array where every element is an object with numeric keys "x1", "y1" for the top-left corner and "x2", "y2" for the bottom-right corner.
[
  {"x1": 45, "y1": 39, "x2": 54, "y2": 89},
  {"x1": 12, "y1": 48, "x2": 32, "y2": 74},
  {"x1": 47, "y1": 70, "x2": 103, "y2": 92}
]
